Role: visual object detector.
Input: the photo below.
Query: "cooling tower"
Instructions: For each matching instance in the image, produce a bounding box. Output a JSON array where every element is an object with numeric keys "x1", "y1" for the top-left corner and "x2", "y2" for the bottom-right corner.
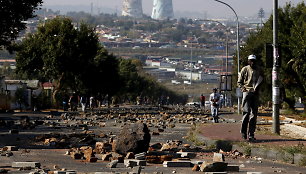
[
  {"x1": 122, "y1": 0, "x2": 143, "y2": 18},
  {"x1": 151, "y1": 0, "x2": 174, "y2": 20}
]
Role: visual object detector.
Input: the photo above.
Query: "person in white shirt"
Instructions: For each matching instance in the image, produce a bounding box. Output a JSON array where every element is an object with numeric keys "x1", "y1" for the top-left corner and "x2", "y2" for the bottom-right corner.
[{"x1": 209, "y1": 88, "x2": 221, "y2": 123}]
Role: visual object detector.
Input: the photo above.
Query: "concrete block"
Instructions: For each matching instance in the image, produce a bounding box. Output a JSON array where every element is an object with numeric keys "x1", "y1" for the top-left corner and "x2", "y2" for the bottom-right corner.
[
  {"x1": 131, "y1": 166, "x2": 142, "y2": 174},
  {"x1": 213, "y1": 153, "x2": 225, "y2": 162},
  {"x1": 124, "y1": 160, "x2": 138, "y2": 168},
  {"x1": 278, "y1": 152, "x2": 294, "y2": 164},
  {"x1": 266, "y1": 149, "x2": 280, "y2": 160},
  {"x1": 53, "y1": 171, "x2": 66, "y2": 174},
  {"x1": 163, "y1": 161, "x2": 192, "y2": 167},
  {"x1": 29, "y1": 172, "x2": 40, "y2": 174},
  {"x1": 135, "y1": 160, "x2": 146, "y2": 166},
  {"x1": 246, "y1": 172, "x2": 263, "y2": 174},
  {"x1": 66, "y1": 170, "x2": 77, "y2": 174},
  {"x1": 226, "y1": 165, "x2": 239, "y2": 172},
  {"x1": 191, "y1": 161, "x2": 204, "y2": 165},
  {"x1": 56, "y1": 171, "x2": 76, "y2": 174},
  {"x1": 126, "y1": 152, "x2": 135, "y2": 159},
  {"x1": 251, "y1": 148, "x2": 267, "y2": 158},
  {"x1": 231, "y1": 144, "x2": 243, "y2": 152},
  {"x1": 124, "y1": 159, "x2": 146, "y2": 167},
  {"x1": 12, "y1": 162, "x2": 40, "y2": 168},
  {"x1": 101, "y1": 153, "x2": 112, "y2": 161},
  {"x1": 176, "y1": 152, "x2": 196, "y2": 158},
  {"x1": 192, "y1": 164, "x2": 200, "y2": 171},
  {"x1": 200, "y1": 162, "x2": 227, "y2": 172},
  {"x1": 134, "y1": 152, "x2": 146, "y2": 160},
  {"x1": 5, "y1": 146, "x2": 19, "y2": 151},
  {"x1": 204, "y1": 172, "x2": 227, "y2": 174},
  {"x1": 147, "y1": 151, "x2": 177, "y2": 157},
  {"x1": 294, "y1": 153, "x2": 306, "y2": 166},
  {"x1": 107, "y1": 160, "x2": 118, "y2": 168}
]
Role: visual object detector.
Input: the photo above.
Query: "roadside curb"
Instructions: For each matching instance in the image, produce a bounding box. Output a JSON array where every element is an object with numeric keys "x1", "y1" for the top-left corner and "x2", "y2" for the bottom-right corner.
[{"x1": 196, "y1": 133, "x2": 306, "y2": 167}]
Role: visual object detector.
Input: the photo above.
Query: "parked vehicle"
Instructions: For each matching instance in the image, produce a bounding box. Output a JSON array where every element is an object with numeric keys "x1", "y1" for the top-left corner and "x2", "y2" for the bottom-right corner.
[
  {"x1": 205, "y1": 101, "x2": 211, "y2": 108},
  {"x1": 185, "y1": 102, "x2": 201, "y2": 108}
]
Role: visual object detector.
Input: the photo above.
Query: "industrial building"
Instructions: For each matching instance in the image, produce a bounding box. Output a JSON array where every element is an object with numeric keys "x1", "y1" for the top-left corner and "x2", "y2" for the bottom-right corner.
[
  {"x1": 151, "y1": 0, "x2": 174, "y2": 20},
  {"x1": 122, "y1": 0, "x2": 143, "y2": 18}
]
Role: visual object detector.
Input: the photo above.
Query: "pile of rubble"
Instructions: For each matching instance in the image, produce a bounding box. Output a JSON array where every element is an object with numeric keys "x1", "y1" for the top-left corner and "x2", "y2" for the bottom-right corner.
[{"x1": 0, "y1": 108, "x2": 245, "y2": 174}]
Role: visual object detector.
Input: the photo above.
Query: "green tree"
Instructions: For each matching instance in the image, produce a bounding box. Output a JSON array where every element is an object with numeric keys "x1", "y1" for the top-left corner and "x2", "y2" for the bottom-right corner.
[
  {"x1": 237, "y1": 2, "x2": 306, "y2": 110},
  {"x1": 116, "y1": 58, "x2": 188, "y2": 105},
  {"x1": 118, "y1": 59, "x2": 141, "y2": 101},
  {"x1": 15, "y1": 17, "x2": 119, "y2": 103},
  {"x1": 0, "y1": 0, "x2": 42, "y2": 49},
  {"x1": 90, "y1": 48, "x2": 121, "y2": 97}
]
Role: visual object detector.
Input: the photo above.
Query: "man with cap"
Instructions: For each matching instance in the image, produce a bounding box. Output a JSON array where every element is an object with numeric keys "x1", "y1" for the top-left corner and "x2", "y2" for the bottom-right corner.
[
  {"x1": 209, "y1": 88, "x2": 220, "y2": 123},
  {"x1": 237, "y1": 54, "x2": 263, "y2": 142}
]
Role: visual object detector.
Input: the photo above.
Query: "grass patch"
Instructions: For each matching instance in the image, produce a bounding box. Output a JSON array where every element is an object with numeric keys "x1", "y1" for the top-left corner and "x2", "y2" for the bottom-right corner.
[
  {"x1": 281, "y1": 143, "x2": 306, "y2": 155},
  {"x1": 300, "y1": 112, "x2": 306, "y2": 120},
  {"x1": 281, "y1": 109, "x2": 306, "y2": 121},
  {"x1": 298, "y1": 157, "x2": 306, "y2": 166},
  {"x1": 281, "y1": 109, "x2": 298, "y2": 115},
  {"x1": 244, "y1": 146, "x2": 252, "y2": 156},
  {"x1": 186, "y1": 124, "x2": 205, "y2": 146}
]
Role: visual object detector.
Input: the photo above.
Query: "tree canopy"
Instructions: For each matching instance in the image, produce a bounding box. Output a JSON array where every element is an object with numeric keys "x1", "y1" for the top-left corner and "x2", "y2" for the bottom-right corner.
[
  {"x1": 0, "y1": 0, "x2": 42, "y2": 48},
  {"x1": 15, "y1": 17, "x2": 114, "y2": 95},
  {"x1": 15, "y1": 17, "x2": 187, "y2": 107},
  {"x1": 237, "y1": 2, "x2": 306, "y2": 110}
]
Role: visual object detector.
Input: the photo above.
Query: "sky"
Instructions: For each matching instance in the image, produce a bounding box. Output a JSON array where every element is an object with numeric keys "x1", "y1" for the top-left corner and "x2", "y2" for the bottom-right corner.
[{"x1": 42, "y1": 0, "x2": 305, "y2": 18}]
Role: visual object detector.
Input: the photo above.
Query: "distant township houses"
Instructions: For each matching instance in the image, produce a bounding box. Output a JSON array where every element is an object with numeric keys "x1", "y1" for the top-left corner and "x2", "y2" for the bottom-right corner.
[
  {"x1": 0, "y1": 77, "x2": 54, "y2": 111},
  {"x1": 144, "y1": 55, "x2": 233, "y2": 83}
]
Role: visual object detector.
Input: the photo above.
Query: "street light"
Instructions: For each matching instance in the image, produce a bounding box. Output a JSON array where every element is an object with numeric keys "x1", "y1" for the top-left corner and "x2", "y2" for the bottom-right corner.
[
  {"x1": 190, "y1": 35, "x2": 193, "y2": 85},
  {"x1": 212, "y1": 0, "x2": 241, "y2": 114},
  {"x1": 196, "y1": 19, "x2": 230, "y2": 106},
  {"x1": 189, "y1": 34, "x2": 198, "y2": 85}
]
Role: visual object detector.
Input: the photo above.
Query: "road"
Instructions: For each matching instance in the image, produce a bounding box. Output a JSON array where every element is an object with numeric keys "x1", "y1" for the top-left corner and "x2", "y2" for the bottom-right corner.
[{"x1": 0, "y1": 106, "x2": 305, "y2": 173}]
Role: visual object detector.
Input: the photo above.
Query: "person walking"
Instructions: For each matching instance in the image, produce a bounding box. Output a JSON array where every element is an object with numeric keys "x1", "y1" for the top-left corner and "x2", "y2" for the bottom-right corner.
[
  {"x1": 80, "y1": 95, "x2": 87, "y2": 112},
  {"x1": 237, "y1": 54, "x2": 263, "y2": 142},
  {"x1": 200, "y1": 94, "x2": 205, "y2": 110},
  {"x1": 89, "y1": 96, "x2": 95, "y2": 109},
  {"x1": 209, "y1": 88, "x2": 220, "y2": 123},
  {"x1": 69, "y1": 93, "x2": 78, "y2": 111},
  {"x1": 62, "y1": 94, "x2": 69, "y2": 111}
]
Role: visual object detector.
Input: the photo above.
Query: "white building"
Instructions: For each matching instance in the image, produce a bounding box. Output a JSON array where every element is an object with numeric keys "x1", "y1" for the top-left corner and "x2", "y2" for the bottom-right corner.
[
  {"x1": 0, "y1": 78, "x2": 41, "y2": 110},
  {"x1": 176, "y1": 71, "x2": 219, "y2": 82},
  {"x1": 151, "y1": 0, "x2": 174, "y2": 20},
  {"x1": 122, "y1": 0, "x2": 143, "y2": 18}
]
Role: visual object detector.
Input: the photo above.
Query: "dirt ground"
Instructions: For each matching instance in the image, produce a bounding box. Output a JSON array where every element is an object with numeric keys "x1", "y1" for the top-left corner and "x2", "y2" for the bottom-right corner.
[{"x1": 1, "y1": 107, "x2": 306, "y2": 174}]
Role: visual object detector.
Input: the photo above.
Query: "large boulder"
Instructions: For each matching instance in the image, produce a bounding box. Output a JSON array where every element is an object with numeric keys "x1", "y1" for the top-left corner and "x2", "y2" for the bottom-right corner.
[{"x1": 114, "y1": 123, "x2": 151, "y2": 155}]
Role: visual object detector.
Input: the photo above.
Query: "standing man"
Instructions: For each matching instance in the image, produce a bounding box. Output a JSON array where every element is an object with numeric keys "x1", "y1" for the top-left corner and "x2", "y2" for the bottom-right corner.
[
  {"x1": 200, "y1": 94, "x2": 205, "y2": 110},
  {"x1": 237, "y1": 54, "x2": 263, "y2": 142},
  {"x1": 90, "y1": 96, "x2": 95, "y2": 110},
  {"x1": 219, "y1": 93, "x2": 224, "y2": 108},
  {"x1": 209, "y1": 88, "x2": 220, "y2": 123},
  {"x1": 69, "y1": 92, "x2": 78, "y2": 111},
  {"x1": 80, "y1": 95, "x2": 87, "y2": 112}
]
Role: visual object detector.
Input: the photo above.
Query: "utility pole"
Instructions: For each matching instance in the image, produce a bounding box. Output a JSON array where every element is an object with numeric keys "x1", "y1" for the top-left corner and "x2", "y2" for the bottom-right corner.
[
  {"x1": 190, "y1": 37, "x2": 193, "y2": 85},
  {"x1": 272, "y1": 0, "x2": 280, "y2": 134},
  {"x1": 225, "y1": 29, "x2": 229, "y2": 106}
]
